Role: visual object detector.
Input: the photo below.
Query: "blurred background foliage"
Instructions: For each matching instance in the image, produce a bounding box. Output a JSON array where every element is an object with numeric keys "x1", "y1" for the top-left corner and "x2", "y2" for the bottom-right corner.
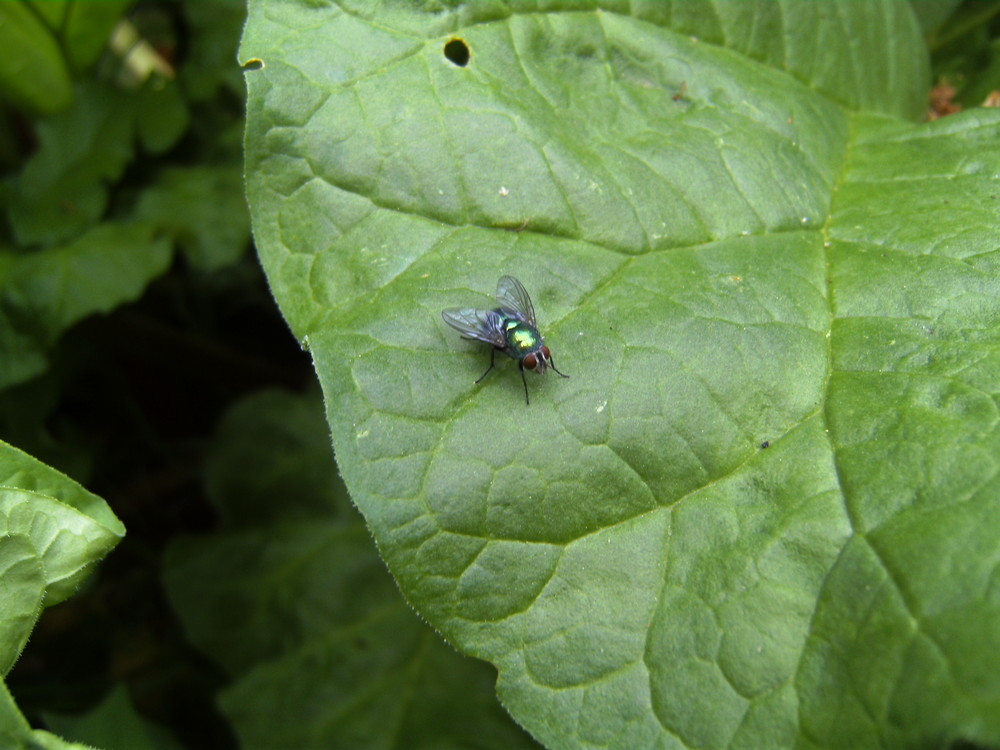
[
  {"x1": 1, "y1": 2, "x2": 309, "y2": 747},
  {"x1": 0, "y1": 1, "x2": 997, "y2": 748}
]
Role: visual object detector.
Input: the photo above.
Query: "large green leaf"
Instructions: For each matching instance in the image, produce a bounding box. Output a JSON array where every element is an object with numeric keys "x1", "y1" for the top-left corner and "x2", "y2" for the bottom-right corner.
[{"x1": 242, "y1": 2, "x2": 1000, "y2": 748}]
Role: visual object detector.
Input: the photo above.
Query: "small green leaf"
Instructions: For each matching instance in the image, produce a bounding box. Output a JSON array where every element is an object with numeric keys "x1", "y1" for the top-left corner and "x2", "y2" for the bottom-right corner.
[
  {"x1": 62, "y1": 1, "x2": 132, "y2": 71},
  {"x1": 0, "y1": 223, "x2": 172, "y2": 389},
  {"x1": 134, "y1": 82, "x2": 190, "y2": 156},
  {"x1": 9, "y1": 80, "x2": 133, "y2": 245},
  {"x1": 135, "y1": 165, "x2": 249, "y2": 272},
  {"x1": 41, "y1": 684, "x2": 183, "y2": 750},
  {"x1": 0, "y1": 535, "x2": 44, "y2": 676},
  {"x1": 0, "y1": 679, "x2": 33, "y2": 746},
  {"x1": 0, "y1": 439, "x2": 123, "y2": 536},
  {"x1": 0, "y1": 444, "x2": 125, "y2": 608},
  {"x1": 0, "y1": 440, "x2": 123, "y2": 745},
  {"x1": 8, "y1": 79, "x2": 185, "y2": 246},
  {"x1": 0, "y1": 4, "x2": 72, "y2": 115}
]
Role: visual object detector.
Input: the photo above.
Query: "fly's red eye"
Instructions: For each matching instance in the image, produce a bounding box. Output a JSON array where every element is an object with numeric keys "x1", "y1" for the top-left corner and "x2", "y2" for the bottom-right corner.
[
  {"x1": 523, "y1": 353, "x2": 538, "y2": 369},
  {"x1": 541, "y1": 346, "x2": 551, "y2": 358}
]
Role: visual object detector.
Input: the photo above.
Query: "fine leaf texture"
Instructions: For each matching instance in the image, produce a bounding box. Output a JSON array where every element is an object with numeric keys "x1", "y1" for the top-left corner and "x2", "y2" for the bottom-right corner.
[
  {"x1": 0, "y1": 535, "x2": 44, "y2": 677},
  {"x1": 242, "y1": 2, "x2": 1000, "y2": 749},
  {"x1": 0, "y1": 440, "x2": 125, "y2": 677},
  {"x1": 0, "y1": 439, "x2": 125, "y2": 749}
]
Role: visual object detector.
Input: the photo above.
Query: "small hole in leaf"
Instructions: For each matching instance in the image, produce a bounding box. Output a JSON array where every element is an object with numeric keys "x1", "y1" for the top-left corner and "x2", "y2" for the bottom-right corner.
[
  {"x1": 242, "y1": 57, "x2": 264, "y2": 71},
  {"x1": 444, "y1": 38, "x2": 470, "y2": 67}
]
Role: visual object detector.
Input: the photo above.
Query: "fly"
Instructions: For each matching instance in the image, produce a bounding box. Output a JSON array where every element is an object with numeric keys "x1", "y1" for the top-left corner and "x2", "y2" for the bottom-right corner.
[{"x1": 442, "y1": 275, "x2": 569, "y2": 405}]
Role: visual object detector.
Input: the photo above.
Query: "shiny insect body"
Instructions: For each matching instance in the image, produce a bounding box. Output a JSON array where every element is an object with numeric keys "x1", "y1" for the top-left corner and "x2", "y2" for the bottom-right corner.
[{"x1": 442, "y1": 275, "x2": 568, "y2": 404}]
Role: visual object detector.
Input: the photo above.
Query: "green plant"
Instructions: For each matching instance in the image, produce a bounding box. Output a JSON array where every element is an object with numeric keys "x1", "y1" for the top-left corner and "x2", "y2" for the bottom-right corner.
[
  {"x1": 0, "y1": 2, "x2": 253, "y2": 748},
  {"x1": 3, "y1": 2, "x2": 1000, "y2": 749},
  {"x1": 238, "y1": 2, "x2": 1000, "y2": 749}
]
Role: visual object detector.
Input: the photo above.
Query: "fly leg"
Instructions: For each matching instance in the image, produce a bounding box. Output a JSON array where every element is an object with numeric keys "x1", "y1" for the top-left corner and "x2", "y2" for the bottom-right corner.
[
  {"x1": 549, "y1": 356, "x2": 570, "y2": 379},
  {"x1": 475, "y1": 347, "x2": 498, "y2": 384},
  {"x1": 519, "y1": 360, "x2": 530, "y2": 406}
]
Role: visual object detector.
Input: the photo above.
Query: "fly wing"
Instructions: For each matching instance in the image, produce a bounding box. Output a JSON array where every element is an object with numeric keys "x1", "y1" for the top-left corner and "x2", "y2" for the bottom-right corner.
[
  {"x1": 441, "y1": 307, "x2": 506, "y2": 347},
  {"x1": 496, "y1": 275, "x2": 536, "y2": 326}
]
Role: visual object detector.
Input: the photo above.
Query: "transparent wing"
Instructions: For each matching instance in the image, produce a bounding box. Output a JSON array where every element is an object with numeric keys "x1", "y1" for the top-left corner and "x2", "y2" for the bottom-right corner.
[
  {"x1": 496, "y1": 275, "x2": 536, "y2": 326},
  {"x1": 441, "y1": 307, "x2": 507, "y2": 347}
]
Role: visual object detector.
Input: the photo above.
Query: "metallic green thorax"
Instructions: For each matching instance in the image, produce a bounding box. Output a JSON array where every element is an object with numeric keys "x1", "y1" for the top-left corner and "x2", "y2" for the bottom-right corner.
[{"x1": 503, "y1": 316, "x2": 542, "y2": 357}]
